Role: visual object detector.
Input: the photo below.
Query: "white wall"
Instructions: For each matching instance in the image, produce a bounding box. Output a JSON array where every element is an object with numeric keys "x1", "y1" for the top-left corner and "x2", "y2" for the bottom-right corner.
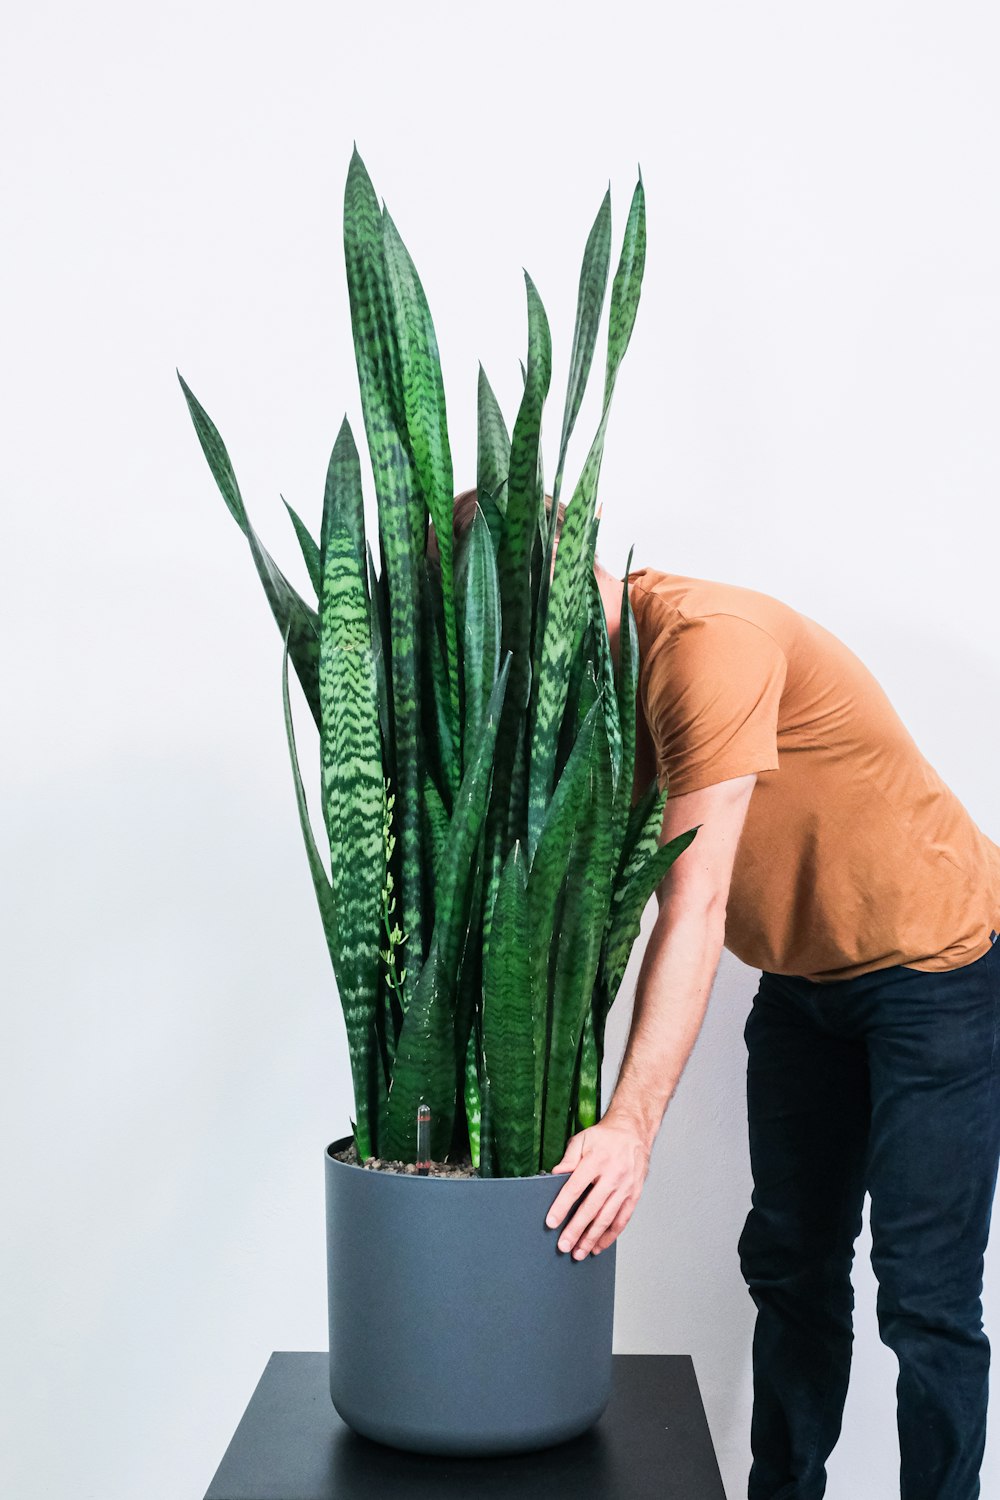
[{"x1": 3, "y1": 2, "x2": 999, "y2": 1496}]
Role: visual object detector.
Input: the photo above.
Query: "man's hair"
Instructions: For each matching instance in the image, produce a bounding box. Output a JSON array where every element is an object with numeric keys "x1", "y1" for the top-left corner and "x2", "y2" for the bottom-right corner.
[{"x1": 427, "y1": 487, "x2": 599, "y2": 566}]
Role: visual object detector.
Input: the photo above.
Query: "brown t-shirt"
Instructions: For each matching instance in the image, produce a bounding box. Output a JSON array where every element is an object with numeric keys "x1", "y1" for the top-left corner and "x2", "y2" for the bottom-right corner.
[{"x1": 627, "y1": 565, "x2": 1000, "y2": 982}]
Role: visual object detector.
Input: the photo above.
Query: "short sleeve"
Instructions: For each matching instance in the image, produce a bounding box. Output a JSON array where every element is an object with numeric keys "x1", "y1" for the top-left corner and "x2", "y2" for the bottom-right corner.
[{"x1": 640, "y1": 613, "x2": 787, "y2": 797}]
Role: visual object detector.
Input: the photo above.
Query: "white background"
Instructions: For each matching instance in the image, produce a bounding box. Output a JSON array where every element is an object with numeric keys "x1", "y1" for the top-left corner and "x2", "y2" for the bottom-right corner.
[{"x1": 3, "y1": 2, "x2": 999, "y2": 1496}]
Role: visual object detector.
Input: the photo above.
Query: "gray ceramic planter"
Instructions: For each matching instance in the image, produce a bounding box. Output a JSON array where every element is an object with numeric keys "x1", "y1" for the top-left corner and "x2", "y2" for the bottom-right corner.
[{"x1": 324, "y1": 1132, "x2": 617, "y2": 1456}]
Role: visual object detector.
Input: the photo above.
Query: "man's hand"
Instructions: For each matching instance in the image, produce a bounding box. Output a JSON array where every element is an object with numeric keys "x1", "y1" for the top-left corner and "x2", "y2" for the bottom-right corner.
[{"x1": 544, "y1": 1115, "x2": 653, "y2": 1258}]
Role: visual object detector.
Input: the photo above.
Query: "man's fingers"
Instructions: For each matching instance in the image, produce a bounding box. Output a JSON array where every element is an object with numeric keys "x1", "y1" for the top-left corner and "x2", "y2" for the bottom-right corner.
[
  {"x1": 593, "y1": 1199, "x2": 634, "y2": 1253},
  {"x1": 546, "y1": 1169, "x2": 596, "y2": 1233},
  {"x1": 545, "y1": 1137, "x2": 594, "y2": 1229},
  {"x1": 570, "y1": 1190, "x2": 628, "y2": 1259},
  {"x1": 555, "y1": 1181, "x2": 617, "y2": 1256}
]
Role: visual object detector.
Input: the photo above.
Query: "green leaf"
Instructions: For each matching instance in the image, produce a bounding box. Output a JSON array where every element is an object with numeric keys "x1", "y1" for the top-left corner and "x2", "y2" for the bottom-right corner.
[
  {"x1": 482, "y1": 841, "x2": 536, "y2": 1176},
  {"x1": 575, "y1": 1005, "x2": 599, "y2": 1129},
  {"x1": 323, "y1": 414, "x2": 367, "y2": 569},
  {"x1": 282, "y1": 495, "x2": 322, "y2": 598},
  {"x1": 588, "y1": 566, "x2": 623, "y2": 802},
  {"x1": 601, "y1": 169, "x2": 647, "y2": 414},
  {"x1": 281, "y1": 623, "x2": 389, "y2": 1158},
  {"x1": 464, "y1": 1021, "x2": 482, "y2": 1169},
  {"x1": 453, "y1": 849, "x2": 485, "y2": 1077},
  {"x1": 455, "y1": 503, "x2": 501, "y2": 775},
  {"x1": 422, "y1": 769, "x2": 449, "y2": 893},
  {"x1": 177, "y1": 369, "x2": 322, "y2": 730},
  {"x1": 344, "y1": 146, "x2": 427, "y2": 970},
  {"x1": 435, "y1": 654, "x2": 512, "y2": 984},
  {"x1": 528, "y1": 171, "x2": 647, "y2": 852},
  {"x1": 280, "y1": 625, "x2": 339, "y2": 966},
  {"x1": 541, "y1": 710, "x2": 615, "y2": 1170},
  {"x1": 528, "y1": 485, "x2": 598, "y2": 853},
  {"x1": 420, "y1": 555, "x2": 458, "y2": 801},
  {"x1": 492, "y1": 271, "x2": 552, "y2": 854},
  {"x1": 551, "y1": 185, "x2": 612, "y2": 516},
  {"x1": 478, "y1": 1062, "x2": 496, "y2": 1177},
  {"x1": 382, "y1": 207, "x2": 461, "y2": 781},
  {"x1": 476, "y1": 363, "x2": 512, "y2": 535},
  {"x1": 612, "y1": 548, "x2": 640, "y2": 857},
  {"x1": 318, "y1": 520, "x2": 384, "y2": 1153},
  {"x1": 367, "y1": 541, "x2": 392, "y2": 763},
  {"x1": 384, "y1": 929, "x2": 455, "y2": 1160}
]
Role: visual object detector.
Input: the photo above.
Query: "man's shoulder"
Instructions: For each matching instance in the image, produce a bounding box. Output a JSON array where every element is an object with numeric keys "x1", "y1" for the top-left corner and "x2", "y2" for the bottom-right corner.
[{"x1": 627, "y1": 566, "x2": 796, "y2": 652}]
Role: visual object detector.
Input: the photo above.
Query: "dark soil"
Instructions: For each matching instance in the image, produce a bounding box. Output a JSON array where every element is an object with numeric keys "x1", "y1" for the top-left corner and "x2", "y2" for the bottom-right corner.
[
  {"x1": 332, "y1": 1141, "x2": 479, "y2": 1178},
  {"x1": 331, "y1": 1142, "x2": 554, "y2": 1179}
]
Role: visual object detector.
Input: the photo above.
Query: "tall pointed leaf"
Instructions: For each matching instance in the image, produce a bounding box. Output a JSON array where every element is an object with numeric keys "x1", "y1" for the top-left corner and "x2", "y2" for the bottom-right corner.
[
  {"x1": 344, "y1": 146, "x2": 427, "y2": 969},
  {"x1": 541, "y1": 709, "x2": 615, "y2": 1169},
  {"x1": 318, "y1": 519, "x2": 384, "y2": 1159},
  {"x1": 575, "y1": 1005, "x2": 599, "y2": 1129},
  {"x1": 528, "y1": 172, "x2": 646, "y2": 850},
  {"x1": 282, "y1": 495, "x2": 322, "y2": 597},
  {"x1": 455, "y1": 503, "x2": 501, "y2": 774},
  {"x1": 492, "y1": 272, "x2": 552, "y2": 851},
  {"x1": 612, "y1": 547, "x2": 640, "y2": 857},
  {"x1": 384, "y1": 929, "x2": 455, "y2": 1159},
  {"x1": 382, "y1": 207, "x2": 461, "y2": 781},
  {"x1": 550, "y1": 186, "x2": 612, "y2": 517},
  {"x1": 323, "y1": 414, "x2": 367, "y2": 568},
  {"x1": 588, "y1": 566, "x2": 623, "y2": 800},
  {"x1": 476, "y1": 363, "x2": 512, "y2": 537},
  {"x1": 280, "y1": 623, "x2": 339, "y2": 972},
  {"x1": 482, "y1": 841, "x2": 536, "y2": 1176},
  {"x1": 435, "y1": 654, "x2": 512, "y2": 984},
  {"x1": 177, "y1": 370, "x2": 322, "y2": 729},
  {"x1": 426, "y1": 555, "x2": 460, "y2": 799}
]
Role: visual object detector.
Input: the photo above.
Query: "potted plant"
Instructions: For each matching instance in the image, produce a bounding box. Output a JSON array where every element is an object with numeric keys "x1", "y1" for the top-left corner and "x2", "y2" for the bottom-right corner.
[{"x1": 177, "y1": 144, "x2": 696, "y2": 1458}]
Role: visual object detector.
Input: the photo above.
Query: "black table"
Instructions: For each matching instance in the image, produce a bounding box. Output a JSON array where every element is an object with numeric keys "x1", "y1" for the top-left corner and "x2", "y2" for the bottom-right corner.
[{"x1": 203, "y1": 1352, "x2": 726, "y2": 1499}]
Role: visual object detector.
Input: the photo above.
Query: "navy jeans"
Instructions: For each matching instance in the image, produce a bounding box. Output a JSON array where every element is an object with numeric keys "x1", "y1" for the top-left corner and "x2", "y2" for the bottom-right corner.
[{"x1": 739, "y1": 931, "x2": 1000, "y2": 1499}]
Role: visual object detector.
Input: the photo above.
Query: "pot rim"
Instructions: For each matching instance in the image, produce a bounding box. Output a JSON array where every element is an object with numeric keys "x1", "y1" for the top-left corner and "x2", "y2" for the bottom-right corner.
[{"x1": 326, "y1": 1133, "x2": 570, "y2": 1183}]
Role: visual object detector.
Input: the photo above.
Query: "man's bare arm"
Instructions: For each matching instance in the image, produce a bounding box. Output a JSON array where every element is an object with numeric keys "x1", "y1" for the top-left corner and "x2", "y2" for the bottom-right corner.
[
  {"x1": 601, "y1": 895, "x2": 727, "y2": 1150},
  {"x1": 544, "y1": 772, "x2": 758, "y2": 1258},
  {"x1": 603, "y1": 771, "x2": 758, "y2": 1149}
]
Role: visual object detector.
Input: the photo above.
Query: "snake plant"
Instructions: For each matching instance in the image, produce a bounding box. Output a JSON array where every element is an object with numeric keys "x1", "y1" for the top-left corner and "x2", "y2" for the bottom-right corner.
[{"x1": 177, "y1": 145, "x2": 697, "y2": 1177}]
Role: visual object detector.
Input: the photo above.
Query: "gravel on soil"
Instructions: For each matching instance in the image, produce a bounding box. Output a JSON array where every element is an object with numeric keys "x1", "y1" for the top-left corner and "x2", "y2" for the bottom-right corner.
[{"x1": 331, "y1": 1142, "x2": 553, "y2": 1178}]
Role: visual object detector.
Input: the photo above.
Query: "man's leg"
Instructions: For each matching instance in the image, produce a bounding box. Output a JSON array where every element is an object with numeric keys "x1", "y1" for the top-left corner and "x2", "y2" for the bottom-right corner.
[
  {"x1": 738, "y1": 972, "x2": 871, "y2": 1500},
  {"x1": 863, "y1": 938, "x2": 1000, "y2": 1500}
]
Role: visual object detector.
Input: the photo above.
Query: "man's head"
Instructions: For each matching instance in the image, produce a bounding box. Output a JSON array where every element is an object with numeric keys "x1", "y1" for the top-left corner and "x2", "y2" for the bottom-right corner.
[
  {"x1": 426, "y1": 487, "x2": 623, "y2": 659},
  {"x1": 428, "y1": 487, "x2": 602, "y2": 575}
]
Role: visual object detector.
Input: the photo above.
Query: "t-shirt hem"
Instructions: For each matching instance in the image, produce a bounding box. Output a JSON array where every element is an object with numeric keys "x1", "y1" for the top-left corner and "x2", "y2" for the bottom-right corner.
[{"x1": 898, "y1": 931, "x2": 996, "y2": 973}]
